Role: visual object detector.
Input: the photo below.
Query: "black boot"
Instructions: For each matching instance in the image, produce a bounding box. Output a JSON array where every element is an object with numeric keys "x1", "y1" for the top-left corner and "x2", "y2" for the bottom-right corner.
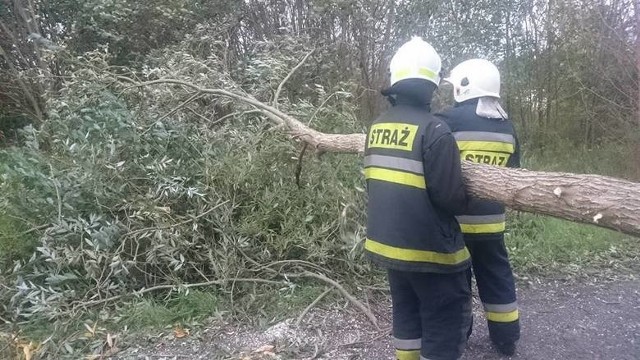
[
  {"x1": 488, "y1": 320, "x2": 519, "y2": 356},
  {"x1": 493, "y1": 341, "x2": 516, "y2": 356}
]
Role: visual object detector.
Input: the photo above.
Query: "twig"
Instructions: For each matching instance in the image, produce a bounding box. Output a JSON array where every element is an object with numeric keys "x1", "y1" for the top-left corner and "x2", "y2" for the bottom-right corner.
[
  {"x1": 192, "y1": 265, "x2": 211, "y2": 283},
  {"x1": 185, "y1": 107, "x2": 212, "y2": 123},
  {"x1": 363, "y1": 285, "x2": 390, "y2": 292},
  {"x1": 76, "y1": 278, "x2": 285, "y2": 308},
  {"x1": 123, "y1": 200, "x2": 228, "y2": 237},
  {"x1": 209, "y1": 111, "x2": 238, "y2": 126},
  {"x1": 304, "y1": 344, "x2": 322, "y2": 360},
  {"x1": 296, "y1": 287, "x2": 332, "y2": 327},
  {"x1": 273, "y1": 49, "x2": 315, "y2": 109},
  {"x1": 295, "y1": 143, "x2": 309, "y2": 188},
  {"x1": 286, "y1": 271, "x2": 379, "y2": 329},
  {"x1": 229, "y1": 269, "x2": 242, "y2": 312},
  {"x1": 337, "y1": 326, "x2": 392, "y2": 348},
  {"x1": 254, "y1": 259, "x2": 327, "y2": 274},
  {"x1": 144, "y1": 92, "x2": 202, "y2": 134},
  {"x1": 307, "y1": 91, "x2": 345, "y2": 126},
  {"x1": 113, "y1": 354, "x2": 192, "y2": 359},
  {"x1": 20, "y1": 223, "x2": 51, "y2": 235},
  {"x1": 160, "y1": 92, "x2": 202, "y2": 122},
  {"x1": 118, "y1": 77, "x2": 289, "y2": 128},
  {"x1": 0, "y1": 42, "x2": 43, "y2": 122},
  {"x1": 53, "y1": 179, "x2": 62, "y2": 224},
  {"x1": 210, "y1": 109, "x2": 262, "y2": 127}
]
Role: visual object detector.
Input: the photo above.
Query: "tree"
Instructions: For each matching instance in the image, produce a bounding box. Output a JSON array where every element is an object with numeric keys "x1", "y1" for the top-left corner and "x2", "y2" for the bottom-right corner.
[
  {"x1": 2, "y1": 0, "x2": 638, "y2": 231},
  {"x1": 0, "y1": 0, "x2": 49, "y2": 124},
  {"x1": 121, "y1": 76, "x2": 640, "y2": 238}
]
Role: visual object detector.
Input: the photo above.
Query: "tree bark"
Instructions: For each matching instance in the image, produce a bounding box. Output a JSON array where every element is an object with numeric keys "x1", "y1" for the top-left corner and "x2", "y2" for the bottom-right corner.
[
  {"x1": 256, "y1": 123, "x2": 640, "y2": 238},
  {"x1": 125, "y1": 78, "x2": 640, "y2": 238},
  {"x1": 463, "y1": 163, "x2": 640, "y2": 237}
]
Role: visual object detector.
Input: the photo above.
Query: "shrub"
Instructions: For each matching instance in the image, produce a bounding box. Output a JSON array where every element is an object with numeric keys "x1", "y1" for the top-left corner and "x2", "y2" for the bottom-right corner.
[{"x1": 0, "y1": 48, "x2": 369, "y2": 326}]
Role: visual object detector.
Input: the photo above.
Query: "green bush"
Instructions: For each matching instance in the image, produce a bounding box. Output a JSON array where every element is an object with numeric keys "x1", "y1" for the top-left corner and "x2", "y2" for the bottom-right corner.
[{"x1": 0, "y1": 49, "x2": 369, "y2": 328}]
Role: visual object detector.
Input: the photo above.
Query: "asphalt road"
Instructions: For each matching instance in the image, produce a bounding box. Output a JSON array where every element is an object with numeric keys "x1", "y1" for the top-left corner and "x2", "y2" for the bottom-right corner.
[{"x1": 114, "y1": 278, "x2": 640, "y2": 360}]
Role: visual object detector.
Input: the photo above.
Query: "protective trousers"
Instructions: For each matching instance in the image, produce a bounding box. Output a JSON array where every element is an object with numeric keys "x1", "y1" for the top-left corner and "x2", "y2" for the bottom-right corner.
[
  {"x1": 466, "y1": 238, "x2": 520, "y2": 345},
  {"x1": 388, "y1": 269, "x2": 472, "y2": 360}
]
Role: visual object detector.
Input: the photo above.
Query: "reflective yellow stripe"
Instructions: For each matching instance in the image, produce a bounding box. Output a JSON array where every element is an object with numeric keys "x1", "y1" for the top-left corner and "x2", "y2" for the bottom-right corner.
[
  {"x1": 486, "y1": 309, "x2": 519, "y2": 323},
  {"x1": 365, "y1": 167, "x2": 426, "y2": 189},
  {"x1": 393, "y1": 67, "x2": 438, "y2": 83},
  {"x1": 365, "y1": 238, "x2": 470, "y2": 265},
  {"x1": 396, "y1": 349, "x2": 420, "y2": 360},
  {"x1": 457, "y1": 140, "x2": 514, "y2": 153},
  {"x1": 459, "y1": 222, "x2": 506, "y2": 234}
]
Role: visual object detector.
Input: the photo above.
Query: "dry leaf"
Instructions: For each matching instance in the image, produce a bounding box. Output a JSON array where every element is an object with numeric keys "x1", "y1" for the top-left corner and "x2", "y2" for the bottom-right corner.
[
  {"x1": 19, "y1": 341, "x2": 38, "y2": 360},
  {"x1": 83, "y1": 323, "x2": 95, "y2": 337},
  {"x1": 253, "y1": 344, "x2": 275, "y2": 353},
  {"x1": 103, "y1": 346, "x2": 120, "y2": 357},
  {"x1": 23, "y1": 344, "x2": 32, "y2": 360},
  {"x1": 106, "y1": 333, "x2": 114, "y2": 348},
  {"x1": 173, "y1": 326, "x2": 189, "y2": 338}
]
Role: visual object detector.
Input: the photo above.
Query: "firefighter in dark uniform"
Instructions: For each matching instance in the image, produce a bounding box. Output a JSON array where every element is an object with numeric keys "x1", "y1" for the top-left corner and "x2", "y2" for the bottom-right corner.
[
  {"x1": 437, "y1": 59, "x2": 521, "y2": 356},
  {"x1": 364, "y1": 37, "x2": 472, "y2": 360}
]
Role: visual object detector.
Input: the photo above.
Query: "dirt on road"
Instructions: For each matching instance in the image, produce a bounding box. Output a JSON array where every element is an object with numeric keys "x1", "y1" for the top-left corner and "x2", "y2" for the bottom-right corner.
[{"x1": 114, "y1": 278, "x2": 640, "y2": 360}]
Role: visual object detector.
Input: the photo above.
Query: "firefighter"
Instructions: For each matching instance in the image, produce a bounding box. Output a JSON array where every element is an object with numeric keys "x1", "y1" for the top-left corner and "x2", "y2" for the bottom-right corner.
[
  {"x1": 364, "y1": 37, "x2": 472, "y2": 360},
  {"x1": 437, "y1": 58, "x2": 521, "y2": 356}
]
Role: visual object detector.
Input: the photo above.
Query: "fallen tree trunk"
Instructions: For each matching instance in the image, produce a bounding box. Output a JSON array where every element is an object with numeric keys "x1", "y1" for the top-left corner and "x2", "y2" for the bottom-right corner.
[
  {"x1": 278, "y1": 130, "x2": 640, "y2": 238},
  {"x1": 463, "y1": 163, "x2": 640, "y2": 237},
  {"x1": 121, "y1": 77, "x2": 640, "y2": 238}
]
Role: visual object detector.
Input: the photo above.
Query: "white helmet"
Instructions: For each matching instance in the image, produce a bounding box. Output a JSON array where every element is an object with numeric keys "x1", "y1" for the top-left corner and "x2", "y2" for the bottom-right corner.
[
  {"x1": 444, "y1": 59, "x2": 501, "y2": 103},
  {"x1": 389, "y1": 36, "x2": 442, "y2": 87}
]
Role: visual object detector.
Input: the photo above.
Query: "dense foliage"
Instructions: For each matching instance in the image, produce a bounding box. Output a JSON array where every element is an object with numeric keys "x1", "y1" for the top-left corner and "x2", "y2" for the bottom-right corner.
[{"x1": 0, "y1": 0, "x2": 638, "y2": 357}]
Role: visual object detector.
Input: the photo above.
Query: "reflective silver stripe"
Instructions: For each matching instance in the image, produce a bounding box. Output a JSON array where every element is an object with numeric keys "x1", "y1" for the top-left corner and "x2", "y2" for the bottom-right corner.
[
  {"x1": 484, "y1": 302, "x2": 518, "y2": 312},
  {"x1": 364, "y1": 155, "x2": 424, "y2": 174},
  {"x1": 420, "y1": 356, "x2": 435, "y2": 360},
  {"x1": 394, "y1": 337, "x2": 422, "y2": 350},
  {"x1": 453, "y1": 131, "x2": 515, "y2": 144},
  {"x1": 456, "y1": 213, "x2": 506, "y2": 224}
]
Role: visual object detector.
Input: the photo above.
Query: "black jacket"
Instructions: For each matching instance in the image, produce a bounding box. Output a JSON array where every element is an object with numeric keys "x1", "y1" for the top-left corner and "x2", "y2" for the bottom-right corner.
[
  {"x1": 364, "y1": 95, "x2": 470, "y2": 273},
  {"x1": 436, "y1": 99, "x2": 520, "y2": 241}
]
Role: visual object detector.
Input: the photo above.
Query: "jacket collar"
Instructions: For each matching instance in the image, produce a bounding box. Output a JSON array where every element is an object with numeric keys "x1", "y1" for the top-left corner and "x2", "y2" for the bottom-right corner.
[
  {"x1": 455, "y1": 98, "x2": 479, "y2": 108},
  {"x1": 394, "y1": 95, "x2": 432, "y2": 111}
]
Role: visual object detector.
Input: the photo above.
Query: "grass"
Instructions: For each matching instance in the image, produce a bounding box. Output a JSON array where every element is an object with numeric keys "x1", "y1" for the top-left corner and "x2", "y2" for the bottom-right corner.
[
  {"x1": 116, "y1": 290, "x2": 222, "y2": 330},
  {"x1": 507, "y1": 212, "x2": 639, "y2": 277},
  {"x1": 0, "y1": 213, "x2": 38, "y2": 271},
  {"x1": 256, "y1": 283, "x2": 332, "y2": 325},
  {"x1": 522, "y1": 141, "x2": 640, "y2": 180},
  {"x1": 0, "y1": 290, "x2": 223, "y2": 359}
]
